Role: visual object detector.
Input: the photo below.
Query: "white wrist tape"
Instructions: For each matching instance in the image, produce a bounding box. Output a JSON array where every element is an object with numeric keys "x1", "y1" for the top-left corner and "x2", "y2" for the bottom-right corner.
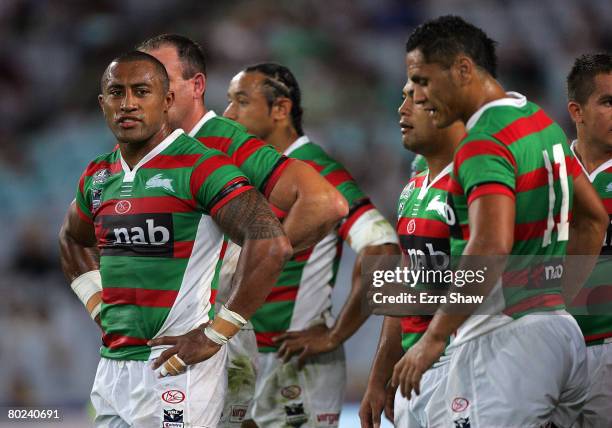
[
  {"x1": 71, "y1": 270, "x2": 102, "y2": 319},
  {"x1": 347, "y1": 209, "x2": 398, "y2": 253},
  {"x1": 90, "y1": 302, "x2": 102, "y2": 320},
  {"x1": 204, "y1": 325, "x2": 229, "y2": 346},
  {"x1": 217, "y1": 305, "x2": 247, "y2": 328}
]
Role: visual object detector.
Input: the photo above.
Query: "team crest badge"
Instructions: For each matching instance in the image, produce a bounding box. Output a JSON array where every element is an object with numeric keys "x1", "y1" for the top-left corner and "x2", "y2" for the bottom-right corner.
[
  {"x1": 285, "y1": 403, "x2": 308, "y2": 427},
  {"x1": 115, "y1": 200, "x2": 132, "y2": 214},
  {"x1": 93, "y1": 168, "x2": 111, "y2": 185},
  {"x1": 91, "y1": 188, "x2": 103, "y2": 211},
  {"x1": 398, "y1": 181, "x2": 416, "y2": 215}
]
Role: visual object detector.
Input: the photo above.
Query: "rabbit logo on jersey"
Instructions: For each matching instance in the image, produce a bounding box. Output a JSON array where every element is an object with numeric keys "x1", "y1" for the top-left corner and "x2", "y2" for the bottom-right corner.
[{"x1": 426, "y1": 194, "x2": 455, "y2": 225}]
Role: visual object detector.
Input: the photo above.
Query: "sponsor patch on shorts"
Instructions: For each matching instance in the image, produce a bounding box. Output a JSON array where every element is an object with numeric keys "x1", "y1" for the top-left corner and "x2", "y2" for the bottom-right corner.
[
  {"x1": 162, "y1": 389, "x2": 186, "y2": 404},
  {"x1": 281, "y1": 384, "x2": 302, "y2": 399},
  {"x1": 316, "y1": 412, "x2": 340, "y2": 425},
  {"x1": 163, "y1": 408, "x2": 184, "y2": 428},
  {"x1": 451, "y1": 397, "x2": 469, "y2": 412},
  {"x1": 285, "y1": 402, "x2": 308, "y2": 427},
  {"x1": 229, "y1": 405, "x2": 248, "y2": 423},
  {"x1": 453, "y1": 416, "x2": 470, "y2": 428}
]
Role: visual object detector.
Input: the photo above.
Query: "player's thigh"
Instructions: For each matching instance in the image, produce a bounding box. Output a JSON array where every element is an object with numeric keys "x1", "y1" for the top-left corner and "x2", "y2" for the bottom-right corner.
[
  {"x1": 220, "y1": 327, "x2": 259, "y2": 428},
  {"x1": 428, "y1": 315, "x2": 586, "y2": 427},
  {"x1": 251, "y1": 346, "x2": 346, "y2": 428},
  {"x1": 394, "y1": 388, "x2": 420, "y2": 428},
  {"x1": 572, "y1": 342, "x2": 612, "y2": 428},
  {"x1": 91, "y1": 358, "x2": 130, "y2": 428}
]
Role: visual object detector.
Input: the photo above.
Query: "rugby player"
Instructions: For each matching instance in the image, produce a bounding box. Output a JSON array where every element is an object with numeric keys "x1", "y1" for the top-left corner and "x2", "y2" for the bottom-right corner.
[
  {"x1": 395, "y1": 16, "x2": 608, "y2": 426},
  {"x1": 222, "y1": 62, "x2": 399, "y2": 428},
  {"x1": 566, "y1": 52, "x2": 612, "y2": 426},
  {"x1": 360, "y1": 77, "x2": 465, "y2": 428},
  {"x1": 59, "y1": 51, "x2": 292, "y2": 427}
]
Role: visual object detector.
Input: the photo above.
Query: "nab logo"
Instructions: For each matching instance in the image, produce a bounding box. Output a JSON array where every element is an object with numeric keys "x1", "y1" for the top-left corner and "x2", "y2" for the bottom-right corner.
[
  {"x1": 146, "y1": 173, "x2": 175, "y2": 192},
  {"x1": 113, "y1": 219, "x2": 169, "y2": 245},
  {"x1": 101, "y1": 213, "x2": 174, "y2": 257}
]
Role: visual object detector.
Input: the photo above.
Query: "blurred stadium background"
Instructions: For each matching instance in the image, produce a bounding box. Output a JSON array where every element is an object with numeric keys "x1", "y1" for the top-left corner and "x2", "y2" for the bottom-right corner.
[{"x1": 0, "y1": 0, "x2": 609, "y2": 426}]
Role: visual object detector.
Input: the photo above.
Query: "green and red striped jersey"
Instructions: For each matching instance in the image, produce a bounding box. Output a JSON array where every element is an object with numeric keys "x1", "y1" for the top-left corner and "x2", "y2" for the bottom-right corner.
[
  {"x1": 251, "y1": 136, "x2": 396, "y2": 352},
  {"x1": 411, "y1": 154, "x2": 428, "y2": 178},
  {"x1": 448, "y1": 92, "x2": 582, "y2": 343},
  {"x1": 569, "y1": 140, "x2": 612, "y2": 346},
  {"x1": 189, "y1": 111, "x2": 291, "y2": 312},
  {"x1": 397, "y1": 166, "x2": 452, "y2": 352},
  {"x1": 75, "y1": 129, "x2": 253, "y2": 361}
]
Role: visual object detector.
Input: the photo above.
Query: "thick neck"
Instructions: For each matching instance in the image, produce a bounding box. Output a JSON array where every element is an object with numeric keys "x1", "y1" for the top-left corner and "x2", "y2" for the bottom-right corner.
[
  {"x1": 424, "y1": 123, "x2": 465, "y2": 179},
  {"x1": 574, "y1": 130, "x2": 612, "y2": 174},
  {"x1": 183, "y1": 102, "x2": 208, "y2": 134},
  {"x1": 265, "y1": 124, "x2": 300, "y2": 154},
  {"x1": 462, "y1": 76, "x2": 507, "y2": 124},
  {"x1": 119, "y1": 123, "x2": 172, "y2": 169}
]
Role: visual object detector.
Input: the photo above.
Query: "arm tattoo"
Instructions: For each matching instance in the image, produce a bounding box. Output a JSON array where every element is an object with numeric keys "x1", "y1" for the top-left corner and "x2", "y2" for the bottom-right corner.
[{"x1": 214, "y1": 189, "x2": 285, "y2": 245}]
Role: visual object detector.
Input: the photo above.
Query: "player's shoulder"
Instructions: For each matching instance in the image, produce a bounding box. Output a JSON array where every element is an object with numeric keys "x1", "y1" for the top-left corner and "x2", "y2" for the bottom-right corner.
[
  {"x1": 82, "y1": 149, "x2": 120, "y2": 177},
  {"x1": 202, "y1": 115, "x2": 253, "y2": 139},
  {"x1": 291, "y1": 139, "x2": 338, "y2": 165}
]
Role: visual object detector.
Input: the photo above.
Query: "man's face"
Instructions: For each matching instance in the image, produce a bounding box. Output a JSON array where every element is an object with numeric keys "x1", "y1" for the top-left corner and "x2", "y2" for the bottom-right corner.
[
  {"x1": 405, "y1": 49, "x2": 462, "y2": 129},
  {"x1": 398, "y1": 80, "x2": 445, "y2": 154},
  {"x1": 98, "y1": 60, "x2": 171, "y2": 144},
  {"x1": 580, "y1": 73, "x2": 612, "y2": 150},
  {"x1": 223, "y1": 71, "x2": 275, "y2": 139},
  {"x1": 146, "y1": 46, "x2": 196, "y2": 130}
]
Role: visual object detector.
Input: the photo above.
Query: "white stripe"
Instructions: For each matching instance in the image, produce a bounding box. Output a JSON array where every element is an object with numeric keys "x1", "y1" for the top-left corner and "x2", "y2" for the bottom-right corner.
[
  {"x1": 466, "y1": 92, "x2": 527, "y2": 131},
  {"x1": 570, "y1": 139, "x2": 612, "y2": 183},
  {"x1": 188, "y1": 111, "x2": 217, "y2": 137},
  {"x1": 417, "y1": 163, "x2": 452, "y2": 200},
  {"x1": 120, "y1": 129, "x2": 185, "y2": 182},
  {"x1": 284, "y1": 135, "x2": 311, "y2": 156}
]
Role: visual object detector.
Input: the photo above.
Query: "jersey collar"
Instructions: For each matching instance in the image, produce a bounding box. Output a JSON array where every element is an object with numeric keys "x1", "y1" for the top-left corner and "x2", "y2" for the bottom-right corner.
[
  {"x1": 466, "y1": 91, "x2": 527, "y2": 131},
  {"x1": 284, "y1": 135, "x2": 311, "y2": 156},
  {"x1": 120, "y1": 128, "x2": 184, "y2": 182},
  {"x1": 188, "y1": 110, "x2": 217, "y2": 137},
  {"x1": 418, "y1": 163, "x2": 452, "y2": 200},
  {"x1": 570, "y1": 139, "x2": 612, "y2": 183}
]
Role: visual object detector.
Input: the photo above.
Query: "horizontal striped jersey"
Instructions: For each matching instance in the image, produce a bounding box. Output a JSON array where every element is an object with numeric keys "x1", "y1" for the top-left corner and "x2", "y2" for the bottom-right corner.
[
  {"x1": 251, "y1": 136, "x2": 388, "y2": 352},
  {"x1": 397, "y1": 166, "x2": 452, "y2": 352},
  {"x1": 448, "y1": 92, "x2": 582, "y2": 342},
  {"x1": 569, "y1": 140, "x2": 612, "y2": 346},
  {"x1": 189, "y1": 111, "x2": 291, "y2": 311},
  {"x1": 75, "y1": 129, "x2": 253, "y2": 361}
]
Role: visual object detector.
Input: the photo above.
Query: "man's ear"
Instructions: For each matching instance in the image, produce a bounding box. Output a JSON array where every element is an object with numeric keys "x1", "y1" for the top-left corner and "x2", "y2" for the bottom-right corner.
[
  {"x1": 271, "y1": 97, "x2": 292, "y2": 121},
  {"x1": 193, "y1": 73, "x2": 206, "y2": 99},
  {"x1": 98, "y1": 94, "x2": 105, "y2": 113},
  {"x1": 453, "y1": 55, "x2": 475, "y2": 86},
  {"x1": 567, "y1": 101, "x2": 583, "y2": 125},
  {"x1": 165, "y1": 90, "x2": 175, "y2": 112}
]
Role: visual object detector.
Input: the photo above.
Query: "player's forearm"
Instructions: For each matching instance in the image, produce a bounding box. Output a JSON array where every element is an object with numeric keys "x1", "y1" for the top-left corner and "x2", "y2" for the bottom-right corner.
[
  {"x1": 331, "y1": 244, "x2": 400, "y2": 344},
  {"x1": 367, "y1": 316, "x2": 403, "y2": 388},
  {"x1": 225, "y1": 237, "x2": 292, "y2": 319}
]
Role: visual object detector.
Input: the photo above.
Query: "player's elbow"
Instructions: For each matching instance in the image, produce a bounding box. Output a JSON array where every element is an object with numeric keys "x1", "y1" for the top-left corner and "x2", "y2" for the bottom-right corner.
[
  {"x1": 314, "y1": 187, "x2": 349, "y2": 226},
  {"x1": 265, "y1": 235, "x2": 293, "y2": 267}
]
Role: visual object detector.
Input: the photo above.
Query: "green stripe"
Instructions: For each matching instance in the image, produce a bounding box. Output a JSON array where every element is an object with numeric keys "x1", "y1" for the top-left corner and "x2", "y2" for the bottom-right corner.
[{"x1": 101, "y1": 256, "x2": 187, "y2": 290}]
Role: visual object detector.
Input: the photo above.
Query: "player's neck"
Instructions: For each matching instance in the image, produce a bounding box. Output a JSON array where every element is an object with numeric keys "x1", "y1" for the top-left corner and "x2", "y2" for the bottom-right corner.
[
  {"x1": 574, "y1": 133, "x2": 612, "y2": 174},
  {"x1": 119, "y1": 124, "x2": 172, "y2": 169},
  {"x1": 463, "y1": 78, "x2": 507, "y2": 123},
  {"x1": 266, "y1": 126, "x2": 299, "y2": 155},
  {"x1": 184, "y1": 104, "x2": 208, "y2": 134},
  {"x1": 425, "y1": 151, "x2": 452, "y2": 179}
]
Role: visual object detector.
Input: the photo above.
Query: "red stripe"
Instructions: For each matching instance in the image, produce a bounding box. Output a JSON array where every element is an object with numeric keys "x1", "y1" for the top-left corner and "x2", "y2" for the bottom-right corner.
[
  {"x1": 255, "y1": 331, "x2": 282, "y2": 348},
  {"x1": 400, "y1": 316, "x2": 431, "y2": 334},
  {"x1": 447, "y1": 176, "x2": 463, "y2": 195},
  {"x1": 190, "y1": 155, "x2": 236, "y2": 197},
  {"x1": 270, "y1": 204, "x2": 288, "y2": 219},
  {"x1": 584, "y1": 331, "x2": 612, "y2": 343},
  {"x1": 514, "y1": 213, "x2": 571, "y2": 241},
  {"x1": 430, "y1": 174, "x2": 451, "y2": 191},
  {"x1": 96, "y1": 196, "x2": 195, "y2": 217},
  {"x1": 263, "y1": 157, "x2": 292, "y2": 198},
  {"x1": 515, "y1": 156, "x2": 578, "y2": 192},
  {"x1": 503, "y1": 293, "x2": 564, "y2": 316},
  {"x1": 142, "y1": 154, "x2": 201, "y2": 169},
  {"x1": 492, "y1": 109, "x2": 554, "y2": 146},
  {"x1": 174, "y1": 241, "x2": 194, "y2": 258},
  {"x1": 76, "y1": 204, "x2": 93, "y2": 224},
  {"x1": 570, "y1": 285, "x2": 612, "y2": 307},
  {"x1": 325, "y1": 169, "x2": 354, "y2": 187},
  {"x1": 266, "y1": 286, "x2": 299, "y2": 303},
  {"x1": 209, "y1": 185, "x2": 253, "y2": 217},
  {"x1": 197, "y1": 136, "x2": 232, "y2": 154},
  {"x1": 102, "y1": 287, "x2": 178, "y2": 307},
  {"x1": 455, "y1": 140, "x2": 516, "y2": 172},
  {"x1": 339, "y1": 204, "x2": 374, "y2": 240},
  {"x1": 84, "y1": 159, "x2": 121, "y2": 177},
  {"x1": 397, "y1": 217, "x2": 450, "y2": 239},
  {"x1": 209, "y1": 288, "x2": 218, "y2": 305},
  {"x1": 293, "y1": 248, "x2": 313, "y2": 262},
  {"x1": 234, "y1": 138, "x2": 267, "y2": 167},
  {"x1": 467, "y1": 183, "x2": 515, "y2": 205},
  {"x1": 303, "y1": 160, "x2": 324, "y2": 173},
  {"x1": 604, "y1": 198, "x2": 612, "y2": 214},
  {"x1": 102, "y1": 333, "x2": 149, "y2": 349}
]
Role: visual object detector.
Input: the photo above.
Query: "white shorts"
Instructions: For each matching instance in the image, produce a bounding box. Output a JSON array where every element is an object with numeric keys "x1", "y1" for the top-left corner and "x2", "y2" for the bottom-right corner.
[
  {"x1": 425, "y1": 314, "x2": 587, "y2": 428},
  {"x1": 91, "y1": 347, "x2": 227, "y2": 428},
  {"x1": 394, "y1": 357, "x2": 450, "y2": 428},
  {"x1": 573, "y1": 341, "x2": 612, "y2": 427},
  {"x1": 219, "y1": 325, "x2": 259, "y2": 428},
  {"x1": 250, "y1": 346, "x2": 346, "y2": 428}
]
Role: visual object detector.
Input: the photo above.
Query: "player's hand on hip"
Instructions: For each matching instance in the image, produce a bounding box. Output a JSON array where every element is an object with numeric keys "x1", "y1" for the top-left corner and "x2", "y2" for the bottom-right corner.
[
  {"x1": 359, "y1": 382, "x2": 386, "y2": 428},
  {"x1": 391, "y1": 332, "x2": 446, "y2": 398},
  {"x1": 148, "y1": 323, "x2": 222, "y2": 376},
  {"x1": 273, "y1": 324, "x2": 338, "y2": 368}
]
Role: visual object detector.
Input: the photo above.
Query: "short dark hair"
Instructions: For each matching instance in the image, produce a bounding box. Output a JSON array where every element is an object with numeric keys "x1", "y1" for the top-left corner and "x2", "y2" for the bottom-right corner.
[
  {"x1": 567, "y1": 53, "x2": 612, "y2": 104},
  {"x1": 137, "y1": 34, "x2": 207, "y2": 79},
  {"x1": 244, "y1": 63, "x2": 304, "y2": 136},
  {"x1": 101, "y1": 50, "x2": 169, "y2": 92},
  {"x1": 405, "y1": 15, "x2": 498, "y2": 77}
]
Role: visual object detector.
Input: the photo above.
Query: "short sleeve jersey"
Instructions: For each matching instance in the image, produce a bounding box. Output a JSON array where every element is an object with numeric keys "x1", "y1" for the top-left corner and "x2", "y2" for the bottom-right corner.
[{"x1": 76, "y1": 129, "x2": 252, "y2": 361}]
